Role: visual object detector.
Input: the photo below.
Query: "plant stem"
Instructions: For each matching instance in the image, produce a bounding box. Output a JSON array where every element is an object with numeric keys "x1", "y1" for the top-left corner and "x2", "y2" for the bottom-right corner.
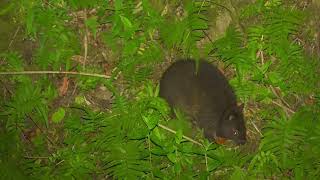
[{"x1": 0, "y1": 71, "x2": 111, "y2": 79}]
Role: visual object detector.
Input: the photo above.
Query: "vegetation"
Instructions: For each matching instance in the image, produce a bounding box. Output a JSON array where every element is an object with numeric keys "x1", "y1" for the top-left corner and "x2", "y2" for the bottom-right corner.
[{"x1": 0, "y1": 0, "x2": 319, "y2": 179}]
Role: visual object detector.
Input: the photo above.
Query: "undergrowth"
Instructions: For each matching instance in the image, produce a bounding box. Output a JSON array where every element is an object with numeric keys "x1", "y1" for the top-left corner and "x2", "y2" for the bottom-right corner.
[{"x1": 0, "y1": 0, "x2": 319, "y2": 179}]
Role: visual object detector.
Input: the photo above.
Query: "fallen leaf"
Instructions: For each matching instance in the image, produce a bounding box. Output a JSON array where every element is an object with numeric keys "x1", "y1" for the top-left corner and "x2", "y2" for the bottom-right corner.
[{"x1": 59, "y1": 76, "x2": 69, "y2": 96}]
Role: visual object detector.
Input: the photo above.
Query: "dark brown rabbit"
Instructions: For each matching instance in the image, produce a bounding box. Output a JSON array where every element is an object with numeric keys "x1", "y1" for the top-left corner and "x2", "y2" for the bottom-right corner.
[{"x1": 159, "y1": 59, "x2": 246, "y2": 145}]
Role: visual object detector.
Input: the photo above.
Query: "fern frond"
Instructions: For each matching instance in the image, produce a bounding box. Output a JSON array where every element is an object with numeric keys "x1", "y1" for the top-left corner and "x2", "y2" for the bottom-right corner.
[
  {"x1": 4, "y1": 78, "x2": 49, "y2": 130},
  {"x1": 265, "y1": 7, "x2": 302, "y2": 40},
  {"x1": 212, "y1": 26, "x2": 255, "y2": 72},
  {"x1": 291, "y1": 107, "x2": 320, "y2": 179},
  {"x1": 247, "y1": 151, "x2": 281, "y2": 177},
  {"x1": 160, "y1": 1, "x2": 208, "y2": 56},
  {"x1": 0, "y1": 52, "x2": 24, "y2": 71},
  {"x1": 260, "y1": 111, "x2": 307, "y2": 169},
  {"x1": 104, "y1": 141, "x2": 149, "y2": 178}
]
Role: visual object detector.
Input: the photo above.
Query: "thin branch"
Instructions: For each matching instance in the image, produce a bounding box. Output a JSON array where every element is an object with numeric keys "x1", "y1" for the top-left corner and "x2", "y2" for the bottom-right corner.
[
  {"x1": 8, "y1": 26, "x2": 21, "y2": 49},
  {"x1": 55, "y1": 160, "x2": 65, "y2": 166},
  {"x1": 27, "y1": 115, "x2": 55, "y2": 147},
  {"x1": 148, "y1": 135, "x2": 154, "y2": 179},
  {"x1": 269, "y1": 85, "x2": 294, "y2": 114},
  {"x1": 83, "y1": 9, "x2": 88, "y2": 69},
  {"x1": 209, "y1": 1, "x2": 233, "y2": 15},
  {"x1": 24, "y1": 156, "x2": 49, "y2": 159},
  {"x1": 0, "y1": 71, "x2": 111, "y2": 79},
  {"x1": 271, "y1": 100, "x2": 295, "y2": 116},
  {"x1": 158, "y1": 123, "x2": 203, "y2": 147},
  {"x1": 258, "y1": 44, "x2": 295, "y2": 116},
  {"x1": 250, "y1": 119, "x2": 262, "y2": 136},
  {"x1": 205, "y1": 152, "x2": 209, "y2": 180},
  {"x1": 202, "y1": 30, "x2": 214, "y2": 46}
]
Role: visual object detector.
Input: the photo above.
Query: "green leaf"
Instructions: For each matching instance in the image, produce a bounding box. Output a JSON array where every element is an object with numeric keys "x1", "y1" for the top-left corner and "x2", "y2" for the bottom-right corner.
[
  {"x1": 230, "y1": 166, "x2": 247, "y2": 180},
  {"x1": 175, "y1": 130, "x2": 183, "y2": 144},
  {"x1": 85, "y1": 16, "x2": 99, "y2": 39},
  {"x1": 151, "y1": 127, "x2": 164, "y2": 146},
  {"x1": 119, "y1": 15, "x2": 133, "y2": 30},
  {"x1": 167, "y1": 152, "x2": 177, "y2": 163},
  {"x1": 75, "y1": 96, "x2": 85, "y2": 105},
  {"x1": 268, "y1": 72, "x2": 282, "y2": 85},
  {"x1": 52, "y1": 107, "x2": 66, "y2": 123},
  {"x1": 142, "y1": 115, "x2": 157, "y2": 130}
]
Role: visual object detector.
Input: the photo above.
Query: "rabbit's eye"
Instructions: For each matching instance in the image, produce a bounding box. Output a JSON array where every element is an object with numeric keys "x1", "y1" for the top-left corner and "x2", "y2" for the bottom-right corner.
[
  {"x1": 233, "y1": 129, "x2": 239, "y2": 136},
  {"x1": 228, "y1": 115, "x2": 235, "y2": 121}
]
